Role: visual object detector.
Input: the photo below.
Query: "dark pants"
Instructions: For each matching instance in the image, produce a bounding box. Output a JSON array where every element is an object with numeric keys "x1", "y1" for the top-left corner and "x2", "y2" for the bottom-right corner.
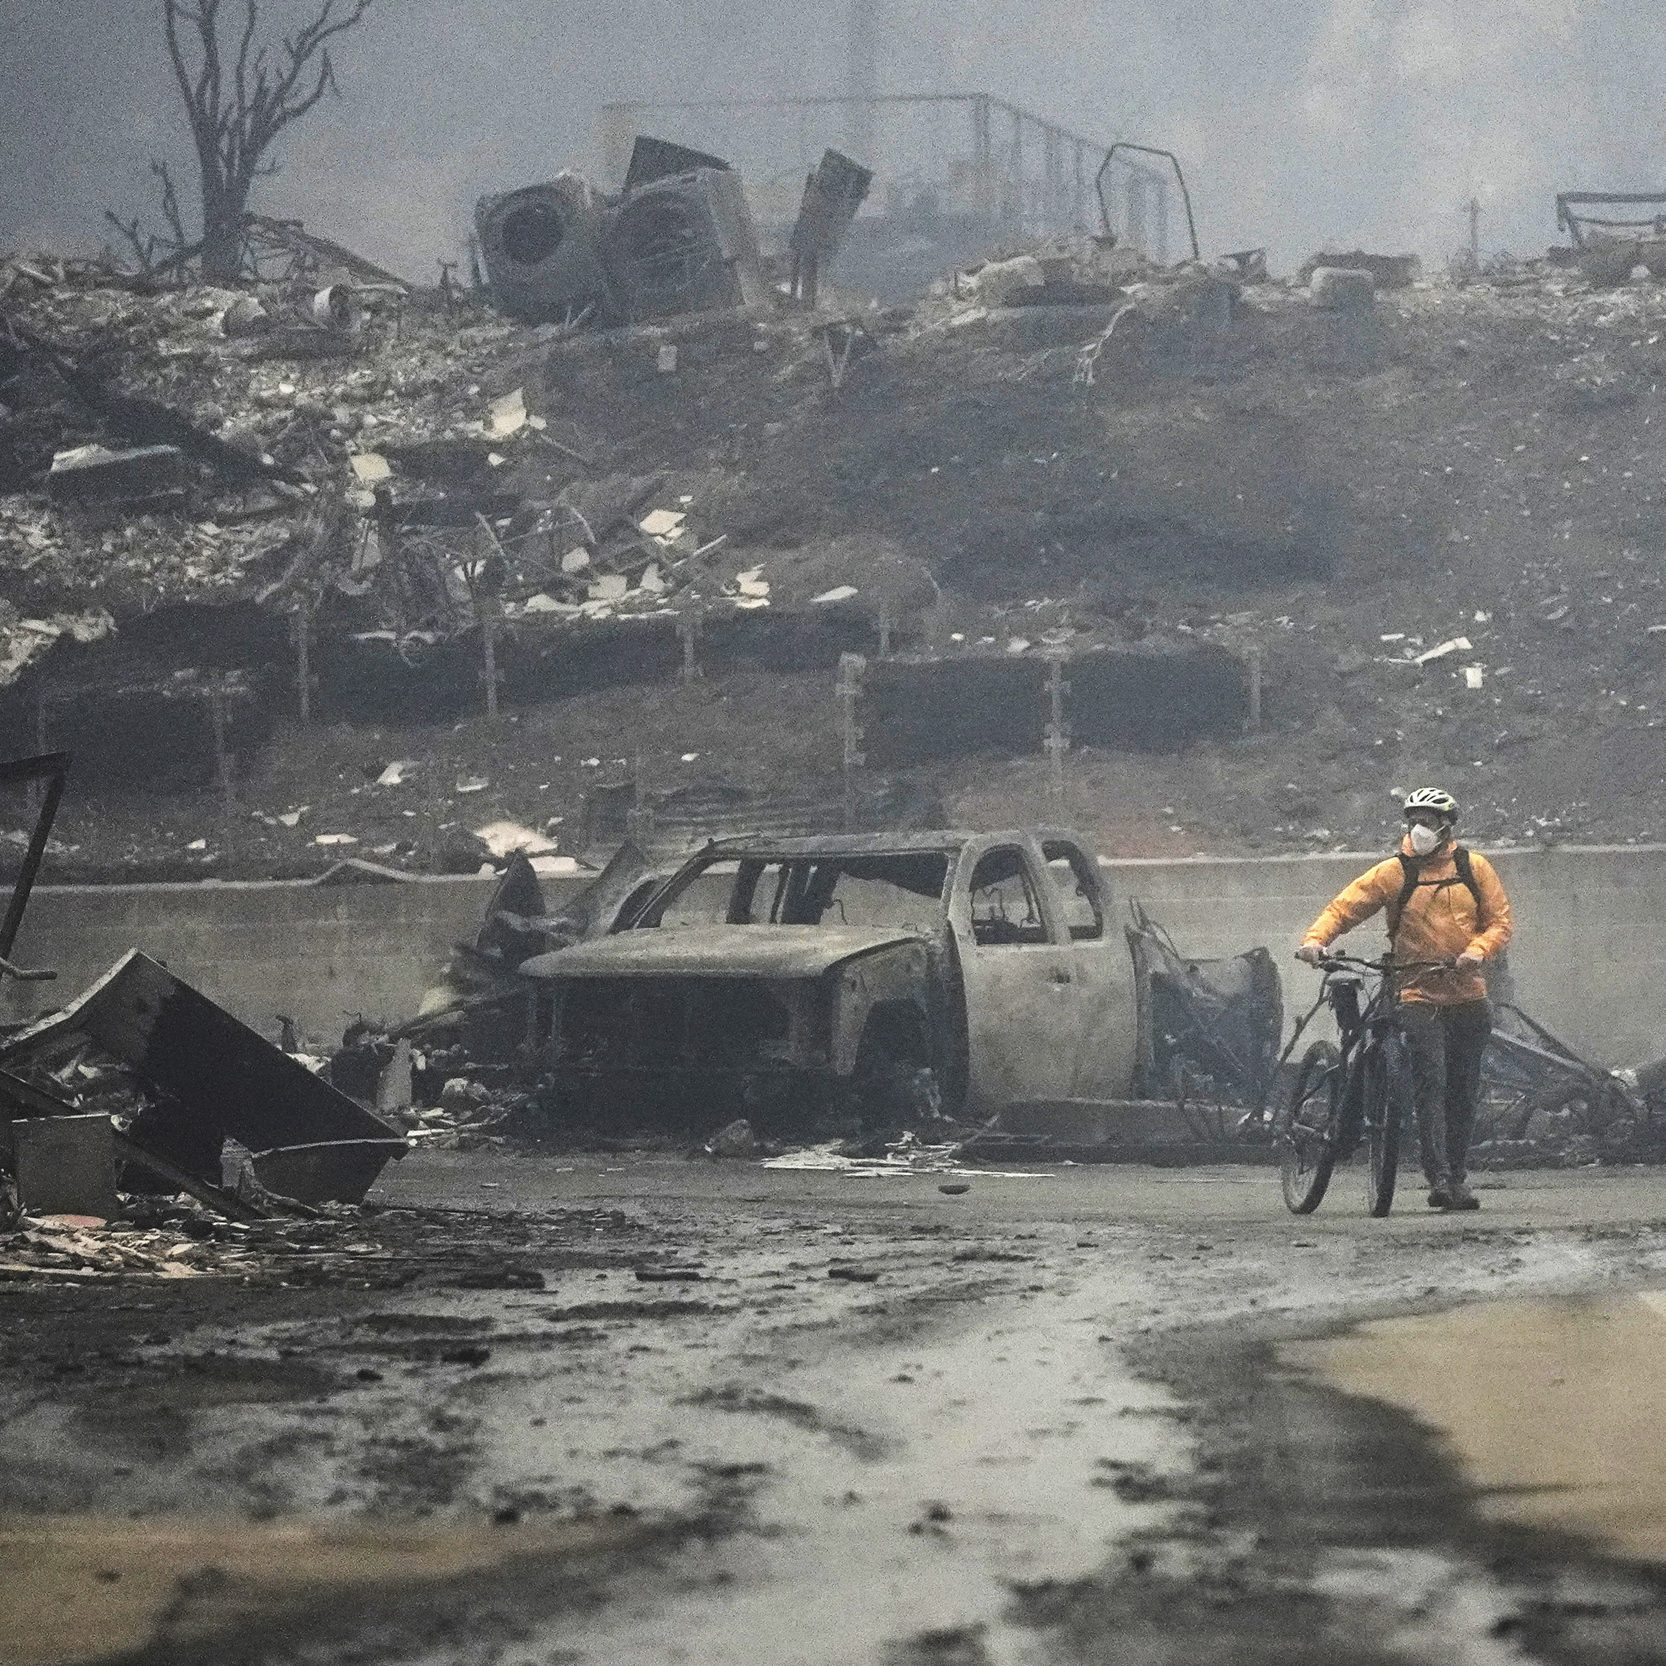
[{"x1": 1397, "y1": 999, "x2": 1493, "y2": 1188}]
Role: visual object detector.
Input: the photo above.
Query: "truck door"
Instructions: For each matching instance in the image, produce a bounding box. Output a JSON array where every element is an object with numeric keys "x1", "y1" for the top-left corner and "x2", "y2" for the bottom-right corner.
[
  {"x1": 952, "y1": 841, "x2": 1082, "y2": 1114},
  {"x1": 1042, "y1": 839, "x2": 1139, "y2": 1100}
]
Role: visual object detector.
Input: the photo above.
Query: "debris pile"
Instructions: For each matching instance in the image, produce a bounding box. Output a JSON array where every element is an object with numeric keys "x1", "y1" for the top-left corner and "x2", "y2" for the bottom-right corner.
[
  {"x1": 0, "y1": 1201, "x2": 250, "y2": 1281},
  {"x1": 11, "y1": 199, "x2": 1666, "y2": 863}
]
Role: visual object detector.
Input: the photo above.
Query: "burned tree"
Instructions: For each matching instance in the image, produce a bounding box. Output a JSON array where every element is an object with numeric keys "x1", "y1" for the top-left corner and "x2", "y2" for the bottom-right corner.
[{"x1": 113, "y1": 0, "x2": 376, "y2": 282}]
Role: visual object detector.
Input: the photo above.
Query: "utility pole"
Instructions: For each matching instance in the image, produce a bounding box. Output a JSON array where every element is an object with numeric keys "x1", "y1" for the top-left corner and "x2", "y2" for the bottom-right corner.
[
  {"x1": 847, "y1": 0, "x2": 880, "y2": 166},
  {"x1": 1466, "y1": 197, "x2": 1482, "y2": 268}
]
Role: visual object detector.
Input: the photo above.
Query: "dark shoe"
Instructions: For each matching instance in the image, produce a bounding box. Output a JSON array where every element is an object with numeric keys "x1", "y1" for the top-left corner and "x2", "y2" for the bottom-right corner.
[
  {"x1": 1447, "y1": 1181, "x2": 1481, "y2": 1211},
  {"x1": 1427, "y1": 1186, "x2": 1453, "y2": 1209}
]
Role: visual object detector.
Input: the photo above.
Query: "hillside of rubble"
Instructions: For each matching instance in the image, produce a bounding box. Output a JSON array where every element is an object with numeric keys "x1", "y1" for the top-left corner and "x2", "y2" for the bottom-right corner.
[{"x1": 4, "y1": 245, "x2": 1666, "y2": 880}]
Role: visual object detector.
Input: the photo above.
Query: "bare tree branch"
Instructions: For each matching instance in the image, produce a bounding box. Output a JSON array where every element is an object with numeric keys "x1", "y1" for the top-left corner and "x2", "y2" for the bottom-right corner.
[
  {"x1": 141, "y1": 0, "x2": 376, "y2": 281},
  {"x1": 103, "y1": 211, "x2": 160, "y2": 274},
  {"x1": 153, "y1": 161, "x2": 190, "y2": 255}
]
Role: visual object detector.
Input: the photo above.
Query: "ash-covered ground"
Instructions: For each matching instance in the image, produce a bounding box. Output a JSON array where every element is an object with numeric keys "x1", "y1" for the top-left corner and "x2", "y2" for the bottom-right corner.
[{"x1": 9, "y1": 1152, "x2": 1666, "y2": 1666}]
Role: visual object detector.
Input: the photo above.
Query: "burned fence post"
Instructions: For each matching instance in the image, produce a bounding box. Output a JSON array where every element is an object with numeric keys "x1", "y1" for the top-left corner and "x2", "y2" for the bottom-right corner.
[
  {"x1": 1044, "y1": 652, "x2": 1071, "y2": 812},
  {"x1": 27, "y1": 692, "x2": 49, "y2": 818},
  {"x1": 625, "y1": 753, "x2": 656, "y2": 849},
  {"x1": 207, "y1": 681, "x2": 236, "y2": 815},
  {"x1": 679, "y1": 609, "x2": 703, "y2": 684},
  {"x1": 481, "y1": 594, "x2": 502, "y2": 720},
  {"x1": 293, "y1": 599, "x2": 314, "y2": 724},
  {"x1": 837, "y1": 653, "x2": 867, "y2": 831},
  {"x1": 471, "y1": 514, "x2": 509, "y2": 718}
]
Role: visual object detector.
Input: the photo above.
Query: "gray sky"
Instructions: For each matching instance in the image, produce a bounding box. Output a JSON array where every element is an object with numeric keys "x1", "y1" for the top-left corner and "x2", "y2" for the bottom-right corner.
[{"x1": 4, "y1": 1, "x2": 1663, "y2": 279}]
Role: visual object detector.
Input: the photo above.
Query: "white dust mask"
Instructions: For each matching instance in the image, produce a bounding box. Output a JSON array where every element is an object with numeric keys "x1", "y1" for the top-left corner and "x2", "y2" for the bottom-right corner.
[{"x1": 1408, "y1": 823, "x2": 1442, "y2": 856}]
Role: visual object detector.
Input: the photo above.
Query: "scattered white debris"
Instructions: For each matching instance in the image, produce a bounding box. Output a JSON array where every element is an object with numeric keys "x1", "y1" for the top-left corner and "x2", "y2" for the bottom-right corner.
[
  {"x1": 1413, "y1": 636, "x2": 1472, "y2": 666},
  {"x1": 186, "y1": 838, "x2": 208, "y2": 851},
  {"x1": 734, "y1": 567, "x2": 770, "y2": 599},
  {"x1": 811, "y1": 585, "x2": 860, "y2": 604},
  {"x1": 314, "y1": 833, "x2": 358, "y2": 847},
  {"x1": 589, "y1": 573, "x2": 630, "y2": 601},
  {"x1": 1463, "y1": 665, "x2": 1486, "y2": 690},
  {"x1": 473, "y1": 820, "x2": 558, "y2": 858},
  {"x1": 349, "y1": 452, "x2": 392, "y2": 484},
  {"x1": 521, "y1": 593, "x2": 576, "y2": 615},
  {"x1": 487, "y1": 388, "x2": 529, "y2": 438},
  {"x1": 657, "y1": 345, "x2": 679, "y2": 374},
  {"x1": 455, "y1": 775, "x2": 489, "y2": 794},
  {"x1": 277, "y1": 809, "x2": 306, "y2": 829},
  {"x1": 762, "y1": 1141, "x2": 1052, "y2": 1179},
  {"x1": 640, "y1": 509, "x2": 687, "y2": 539},
  {"x1": 376, "y1": 760, "x2": 418, "y2": 787},
  {"x1": 560, "y1": 546, "x2": 591, "y2": 574}
]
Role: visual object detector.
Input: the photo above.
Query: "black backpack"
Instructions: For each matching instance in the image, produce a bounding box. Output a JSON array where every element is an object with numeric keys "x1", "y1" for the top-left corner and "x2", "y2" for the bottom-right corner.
[{"x1": 1386, "y1": 846, "x2": 1483, "y2": 944}]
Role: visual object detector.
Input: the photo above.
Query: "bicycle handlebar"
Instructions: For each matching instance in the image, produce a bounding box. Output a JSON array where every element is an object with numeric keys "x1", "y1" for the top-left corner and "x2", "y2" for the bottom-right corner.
[{"x1": 1305, "y1": 953, "x2": 1456, "y2": 974}]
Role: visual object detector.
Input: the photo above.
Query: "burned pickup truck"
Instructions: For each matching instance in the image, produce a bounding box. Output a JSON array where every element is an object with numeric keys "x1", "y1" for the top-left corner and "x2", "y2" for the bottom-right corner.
[{"x1": 520, "y1": 828, "x2": 1273, "y2": 1135}]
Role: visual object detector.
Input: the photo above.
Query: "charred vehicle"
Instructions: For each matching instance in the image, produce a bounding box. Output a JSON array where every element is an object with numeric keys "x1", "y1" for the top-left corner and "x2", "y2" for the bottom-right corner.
[{"x1": 519, "y1": 829, "x2": 1146, "y2": 1131}]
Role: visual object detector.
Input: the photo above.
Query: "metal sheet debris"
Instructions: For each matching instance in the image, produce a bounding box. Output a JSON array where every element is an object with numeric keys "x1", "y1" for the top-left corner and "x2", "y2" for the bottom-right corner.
[{"x1": 2, "y1": 951, "x2": 406, "y2": 1201}]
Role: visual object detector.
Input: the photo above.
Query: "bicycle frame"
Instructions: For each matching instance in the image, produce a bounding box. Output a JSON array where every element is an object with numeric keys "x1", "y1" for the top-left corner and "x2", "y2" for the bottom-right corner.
[
  {"x1": 1321, "y1": 973, "x2": 1397, "y2": 1159},
  {"x1": 1303, "y1": 955, "x2": 1448, "y2": 1154}
]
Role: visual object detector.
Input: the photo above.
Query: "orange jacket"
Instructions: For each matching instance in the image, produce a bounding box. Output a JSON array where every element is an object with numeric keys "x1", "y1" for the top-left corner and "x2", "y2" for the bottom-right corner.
[{"x1": 1301, "y1": 836, "x2": 1514, "y2": 1005}]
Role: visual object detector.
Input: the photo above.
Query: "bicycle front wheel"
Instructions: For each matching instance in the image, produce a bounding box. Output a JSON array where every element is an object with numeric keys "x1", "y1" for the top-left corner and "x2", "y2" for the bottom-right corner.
[
  {"x1": 1279, "y1": 1040, "x2": 1341, "y2": 1215},
  {"x1": 1364, "y1": 1032, "x2": 1413, "y2": 1217}
]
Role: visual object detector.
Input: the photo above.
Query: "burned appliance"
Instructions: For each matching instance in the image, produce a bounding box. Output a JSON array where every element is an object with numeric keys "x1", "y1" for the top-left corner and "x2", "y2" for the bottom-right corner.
[
  {"x1": 475, "y1": 174, "x2": 613, "y2": 324},
  {"x1": 790, "y1": 149, "x2": 875, "y2": 306},
  {"x1": 603, "y1": 164, "x2": 767, "y2": 321}
]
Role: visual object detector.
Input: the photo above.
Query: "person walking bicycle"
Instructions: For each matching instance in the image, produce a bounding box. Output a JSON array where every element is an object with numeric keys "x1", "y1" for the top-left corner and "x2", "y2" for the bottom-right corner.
[{"x1": 1296, "y1": 789, "x2": 1514, "y2": 1210}]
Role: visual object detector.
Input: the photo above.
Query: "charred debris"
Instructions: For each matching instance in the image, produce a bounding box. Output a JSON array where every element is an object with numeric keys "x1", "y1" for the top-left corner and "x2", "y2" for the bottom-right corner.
[
  {"x1": 0, "y1": 127, "x2": 1292, "y2": 867},
  {"x1": 8, "y1": 144, "x2": 1666, "y2": 871},
  {"x1": 0, "y1": 751, "x2": 406, "y2": 1275}
]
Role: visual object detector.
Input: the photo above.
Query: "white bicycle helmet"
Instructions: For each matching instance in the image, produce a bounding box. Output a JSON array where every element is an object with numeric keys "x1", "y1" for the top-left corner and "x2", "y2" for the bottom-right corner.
[{"x1": 1402, "y1": 787, "x2": 1458, "y2": 821}]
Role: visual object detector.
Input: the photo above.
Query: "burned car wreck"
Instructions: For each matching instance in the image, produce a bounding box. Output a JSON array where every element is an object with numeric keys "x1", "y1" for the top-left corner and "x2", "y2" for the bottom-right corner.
[{"x1": 518, "y1": 829, "x2": 1149, "y2": 1134}]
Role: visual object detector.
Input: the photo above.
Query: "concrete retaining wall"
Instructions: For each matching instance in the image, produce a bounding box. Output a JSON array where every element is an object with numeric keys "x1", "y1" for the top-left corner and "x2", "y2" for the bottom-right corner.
[{"x1": 3, "y1": 843, "x2": 1661, "y2": 1065}]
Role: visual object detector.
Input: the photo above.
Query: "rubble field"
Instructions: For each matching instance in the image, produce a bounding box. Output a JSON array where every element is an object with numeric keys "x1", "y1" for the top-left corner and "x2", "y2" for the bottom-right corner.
[{"x1": 6, "y1": 248, "x2": 1666, "y2": 874}]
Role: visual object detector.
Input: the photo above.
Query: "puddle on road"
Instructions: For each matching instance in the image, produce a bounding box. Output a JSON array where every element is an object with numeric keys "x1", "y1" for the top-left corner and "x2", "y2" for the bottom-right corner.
[
  {"x1": 0, "y1": 1513, "x2": 648, "y2": 1666},
  {"x1": 530, "y1": 1275, "x2": 1191, "y2": 1666},
  {"x1": 1284, "y1": 1289, "x2": 1666, "y2": 1563}
]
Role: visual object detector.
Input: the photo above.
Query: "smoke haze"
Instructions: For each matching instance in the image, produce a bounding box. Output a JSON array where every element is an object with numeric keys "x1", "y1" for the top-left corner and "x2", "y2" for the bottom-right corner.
[{"x1": 4, "y1": 1, "x2": 1664, "y2": 279}]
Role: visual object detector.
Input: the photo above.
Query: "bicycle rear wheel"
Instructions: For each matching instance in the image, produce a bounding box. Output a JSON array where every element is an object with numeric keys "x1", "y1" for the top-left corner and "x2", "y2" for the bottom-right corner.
[
  {"x1": 1364, "y1": 1033, "x2": 1413, "y2": 1217},
  {"x1": 1279, "y1": 1040, "x2": 1341, "y2": 1214}
]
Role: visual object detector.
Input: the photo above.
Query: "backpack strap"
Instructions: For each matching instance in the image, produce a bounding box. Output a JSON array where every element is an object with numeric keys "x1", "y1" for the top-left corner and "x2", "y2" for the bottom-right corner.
[
  {"x1": 1452, "y1": 846, "x2": 1484, "y2": 919},
  {"x1": 1386, "y1": 853, "x2": 1419, "y2": 943},
  {"x1": 1386, "y1": 845, "x2": 1486, "y2": 943}
]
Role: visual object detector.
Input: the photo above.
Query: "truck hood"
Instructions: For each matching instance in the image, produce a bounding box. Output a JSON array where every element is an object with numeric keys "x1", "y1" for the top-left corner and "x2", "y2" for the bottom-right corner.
[{"x1": 518, "y1": 925, "x2": 927, "y2": 981}]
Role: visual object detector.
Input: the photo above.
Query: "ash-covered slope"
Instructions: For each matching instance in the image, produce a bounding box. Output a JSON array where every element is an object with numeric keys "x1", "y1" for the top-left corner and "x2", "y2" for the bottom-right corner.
[{"x1": 3, "y1": 246, "x2": 1665, "y2": 873}]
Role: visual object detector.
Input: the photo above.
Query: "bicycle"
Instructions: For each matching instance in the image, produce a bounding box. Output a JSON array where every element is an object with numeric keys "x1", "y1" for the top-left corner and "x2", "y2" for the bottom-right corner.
[{"x1": 1276, "y1": 955, "x2": 1450, "y2": 1217}]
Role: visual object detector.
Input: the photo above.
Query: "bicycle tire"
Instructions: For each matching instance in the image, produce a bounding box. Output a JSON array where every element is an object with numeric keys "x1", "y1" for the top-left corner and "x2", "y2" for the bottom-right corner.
[
  {"x1": 1279, "y1": 1040, "x2": 1341, "y2": 1215},
  {"x1": 1364, "y1": 1033, "x2": 1412, "y2": 1217}
]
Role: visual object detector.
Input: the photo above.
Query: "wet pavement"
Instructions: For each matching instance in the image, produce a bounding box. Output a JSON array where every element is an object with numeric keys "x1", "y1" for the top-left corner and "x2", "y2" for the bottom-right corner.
[{"x1": 5, "y1": 1153, "x2": 1666, "y2": 1664}]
